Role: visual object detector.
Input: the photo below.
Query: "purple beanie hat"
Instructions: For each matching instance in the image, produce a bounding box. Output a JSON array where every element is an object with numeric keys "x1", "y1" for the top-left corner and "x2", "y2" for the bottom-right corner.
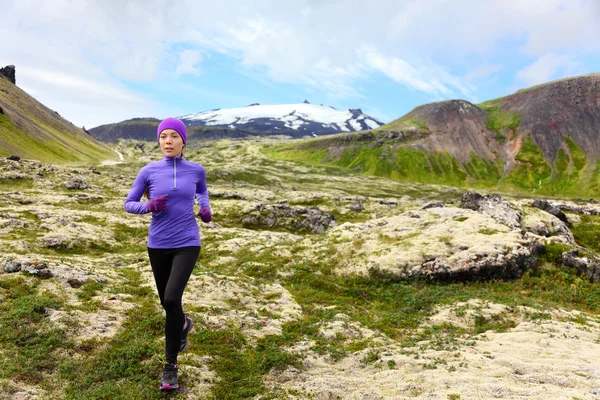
[{"x1": 157, "y1": 117, "x2": 187, "y2": 144}]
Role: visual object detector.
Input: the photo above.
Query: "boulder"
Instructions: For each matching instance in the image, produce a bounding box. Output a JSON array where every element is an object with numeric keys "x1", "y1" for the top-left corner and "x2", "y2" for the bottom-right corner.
[
  {"x1": 460, "y1": 192, "x2": 522, "y2": 229},
  {"x1": 562, "y1": 249, "x2": 600, "y2": 282},
  {"x1": 2, "y1": 259, "x2": 21, "y2": 273},
  {"x1": 0, "y1": 65, "x2": 16, "y2": 84},
  {"x1": 347, "y1": 198, "x2": 365, "y2": 212},
  {"x1": 530, "y1": 199, "x2": 569, "y2": 225},
  {"x1": 22, "y1": 262, "x2": 52, "y2": 279},
  {"x1": 421, "y1": 201, "x2": 445, "y2": 210},
  {"x1": 242, "y1": 203, "x2": 336, "y2": 234},
  {"x1": 40, "y1": 234, "x2": 76, "y2": 249},
  {"x1": 62, "y1": 178, "x2": 90, "y2": 190}
]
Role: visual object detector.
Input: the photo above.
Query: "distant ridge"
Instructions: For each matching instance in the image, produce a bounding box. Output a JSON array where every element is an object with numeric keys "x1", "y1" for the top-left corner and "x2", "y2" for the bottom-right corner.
[{"x1": 90, "y1": 103, "x2": 383, "y2": 142}]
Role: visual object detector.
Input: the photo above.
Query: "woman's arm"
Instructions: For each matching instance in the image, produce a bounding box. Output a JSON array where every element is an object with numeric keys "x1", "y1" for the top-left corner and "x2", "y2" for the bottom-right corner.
[
  {"x1": 124, "y1": 168, "x2": 151, "y2": 214},
  {"x1": 195, "y1": 165, "x2": 210, "y2": 208}
]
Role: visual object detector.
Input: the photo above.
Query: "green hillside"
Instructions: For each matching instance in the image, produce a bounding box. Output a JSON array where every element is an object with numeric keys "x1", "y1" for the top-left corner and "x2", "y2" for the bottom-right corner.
[
  {"x1": 267, "y1": 132, "x2": 600, "y2": 198},
  {"x1": 0, "y1": 75, "x2": 116, "y2": 164}
]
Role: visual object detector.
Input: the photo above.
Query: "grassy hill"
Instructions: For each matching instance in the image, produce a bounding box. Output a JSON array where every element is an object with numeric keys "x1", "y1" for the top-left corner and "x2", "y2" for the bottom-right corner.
[
  {"x1": 267, "y1": 74, "x2": 600, "y2": 199},
  {"x1": 0, "y1": 75, "x2": 116, "y2": 164}
]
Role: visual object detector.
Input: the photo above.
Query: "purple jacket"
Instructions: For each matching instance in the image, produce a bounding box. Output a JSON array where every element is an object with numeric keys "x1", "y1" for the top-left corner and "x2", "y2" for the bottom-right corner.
[{"x1": 124, "y1": 156, "x2": 210, "y2": 248}]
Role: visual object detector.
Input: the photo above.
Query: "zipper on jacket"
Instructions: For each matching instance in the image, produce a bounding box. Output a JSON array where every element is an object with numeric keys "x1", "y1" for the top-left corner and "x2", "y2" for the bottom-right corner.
[{"x1": 173, "y1": 157, "x2": 177, "y2": 188}]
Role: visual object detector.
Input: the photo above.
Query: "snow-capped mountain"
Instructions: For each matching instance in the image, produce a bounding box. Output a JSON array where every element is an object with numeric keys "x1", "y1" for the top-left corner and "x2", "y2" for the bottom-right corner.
[{"x1": 179, "y1": 102, "x2": 383, "y2": 135}]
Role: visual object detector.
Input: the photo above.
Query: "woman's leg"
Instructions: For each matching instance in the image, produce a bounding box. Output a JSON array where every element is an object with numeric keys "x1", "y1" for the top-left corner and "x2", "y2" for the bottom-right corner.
[
  {"x1": 162, "y1": 246, "x2": 200, "y2": 364},
  {"x1": 148, "y1": 247, "x2": 173, "y2": 308}
]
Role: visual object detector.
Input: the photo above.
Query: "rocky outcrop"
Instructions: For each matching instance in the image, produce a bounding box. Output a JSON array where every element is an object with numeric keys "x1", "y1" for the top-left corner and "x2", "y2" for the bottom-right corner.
[
  {"x1": 329, "y1": 206, "x2": 542, "y2": 281},
  {"x1": 0, "y1": 65, "x2": 16, "y2": 84},
  {"x1": 562, "y1": 249, "x2": 600, "y2": 282},
  {"x1": 410, "y1": 242, "x2": 541, "y2": 282},
  {"x1": 530, "y1": 199, "x2": 569, "y2": 225},
  {"x1": 460, "y1": 192, "x2": 522, "y2": 229},
  {"x1": 553, "y1": 201, "x2": 600, "y2": 215},
  {"x1": 62, "y1": 178, "x2": 90, "y2": 190},
  {"x1": 242, "y1": 203, "x2": 337, "y2": 234},
  {"x1": 1, "y1": 258, "x2": 51, "y2": 278}
]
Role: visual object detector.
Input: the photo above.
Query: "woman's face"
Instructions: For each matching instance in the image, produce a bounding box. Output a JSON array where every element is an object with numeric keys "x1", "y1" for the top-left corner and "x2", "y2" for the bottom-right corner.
[{"x1": 159, "y1": 129, "x2": 185, "y2": 158}]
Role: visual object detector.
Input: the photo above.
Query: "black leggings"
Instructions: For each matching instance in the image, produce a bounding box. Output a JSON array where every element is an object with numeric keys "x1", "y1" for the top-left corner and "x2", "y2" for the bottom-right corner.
[{"x1": 148, "y1": 246, "x2": 200, "y2": 364}]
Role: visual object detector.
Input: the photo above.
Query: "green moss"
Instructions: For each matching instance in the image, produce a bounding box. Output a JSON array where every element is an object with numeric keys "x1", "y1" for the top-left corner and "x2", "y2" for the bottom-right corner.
[{"x1": 478, "y1": 228, "x2": 500, "y2": 235}]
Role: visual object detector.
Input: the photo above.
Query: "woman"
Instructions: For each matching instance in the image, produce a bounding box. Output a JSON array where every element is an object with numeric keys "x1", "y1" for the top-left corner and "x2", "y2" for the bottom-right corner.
[{"x1": 124, "y1": 117, "x2": 212, "y2": 391}]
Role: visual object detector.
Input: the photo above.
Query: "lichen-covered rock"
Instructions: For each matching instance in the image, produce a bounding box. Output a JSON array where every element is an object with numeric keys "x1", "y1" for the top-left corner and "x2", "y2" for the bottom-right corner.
[
  {"x1": 562, "y1": 249, "x2": 600, "y2": 282},
  {"x1": 242, "y1": 203, "x2": 336, "y2": 234},
  {"x1": 461, "y1": 192, "x2": 522, "y2": 229},
  {"x1": 2, "y1": 259, "x2": 21, "y2": 273},
  {"x1": 21, "y1": 261, "x2": 52, "y2": 279},
  {"x1": 521, "y1": 206, "x2": 575, "y2": 244},
  {"x1": 62, "y1": 178, "x2": 90, "y2": 190},
  {"x1": 531, "y1": 199, "x2": 569, "y2": 225},
  {"x1": 329, "y1": 207, "x2": 541, "y2": 281},
  {"x1": 40, "y1": 234, "x2": 76, "y2": 249}
]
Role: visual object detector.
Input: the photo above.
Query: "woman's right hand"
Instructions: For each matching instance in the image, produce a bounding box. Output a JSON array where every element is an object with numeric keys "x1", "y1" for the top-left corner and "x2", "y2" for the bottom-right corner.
[{"x1": 147, "y1": 194, "x2": 168, "y2": 212}]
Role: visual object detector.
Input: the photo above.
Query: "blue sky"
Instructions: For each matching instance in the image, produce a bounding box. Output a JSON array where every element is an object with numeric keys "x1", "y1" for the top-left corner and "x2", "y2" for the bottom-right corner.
[{"x1": 1, "y1": 0, "x2": 599, "y2": 128}]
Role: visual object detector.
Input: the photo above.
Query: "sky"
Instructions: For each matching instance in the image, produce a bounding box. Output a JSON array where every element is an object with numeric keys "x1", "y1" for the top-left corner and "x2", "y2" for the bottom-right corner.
[{"x1": 1, "y1": 0, "x2": 600, "y2": 129}]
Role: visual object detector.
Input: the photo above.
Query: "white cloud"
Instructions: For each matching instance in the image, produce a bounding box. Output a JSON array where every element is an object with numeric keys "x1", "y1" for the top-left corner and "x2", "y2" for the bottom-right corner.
[
  {"x1": 1, "y1": 0, "x2": 599, "y2": 127},
  {"x1": 516, "y1": 54, "x2": 585, "y2": 86},
  {"x1": 174, "y1": 50, "x2": 203, "y2": 76}
]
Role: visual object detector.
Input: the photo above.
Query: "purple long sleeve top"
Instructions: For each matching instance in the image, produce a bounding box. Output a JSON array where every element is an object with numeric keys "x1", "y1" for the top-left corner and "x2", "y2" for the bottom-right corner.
[{"x1": 124, "y1": 155, "x2": 210, "y2": 248}]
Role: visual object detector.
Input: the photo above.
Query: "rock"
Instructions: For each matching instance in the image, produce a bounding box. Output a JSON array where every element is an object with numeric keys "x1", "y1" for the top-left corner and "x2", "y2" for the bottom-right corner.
[
  {"x1": 67, "y1": 278, "x2": 84, "y2": 288},
  {"x1": 0, "y1": 65, "x2": 16, "y2": 84},
  {"x1": 41, "y1": 234, "x2": 75, "y2": 249},
  {"x1": 562, "y1": 250, "x2": 600, "y2": 282},
  {"x1": 461, "y1": 192, "x2": 522, "y2": 229},
  {"x1": 409, "y1": 242, "x2": 542, "y2": 281},
  {"x1": 2, "y1": 259, "x2": 21, "y2": 273},
  {"x1": 7, "y1": 155, "x2": 21, "y2": 161},
  {"x1": 243, "y1": 203, "x2": 336, "y2": 234},
  {"x1": 421, "y1": 201, "x2": 445, "y2": 210},
  {"x1": 531, "y1": 199, "x2": 570, "y2": 225},
  {"x1": 347, "y1": 198, "x2": 365, "y2": 212},
  {"x1": 552, "y1": 202, "x2": 600, "y2": 215},
  {"x1": 62, "y1": 178, "x2": 90, "y2": 190},
  {"x1": 22, "y1": 262, "x2": 52, "y2": 279}
]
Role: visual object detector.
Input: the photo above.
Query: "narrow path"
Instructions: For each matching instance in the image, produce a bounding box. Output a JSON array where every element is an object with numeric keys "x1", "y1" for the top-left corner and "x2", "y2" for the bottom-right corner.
[{"x1": 100, "y1": 148, "x2": 124, "y2": 165}]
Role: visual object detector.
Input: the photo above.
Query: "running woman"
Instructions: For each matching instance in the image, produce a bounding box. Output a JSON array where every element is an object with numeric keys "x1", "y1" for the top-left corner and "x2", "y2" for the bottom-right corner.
[{"x1": 124, "y1": 117, "x2": 212, "y2": 391}]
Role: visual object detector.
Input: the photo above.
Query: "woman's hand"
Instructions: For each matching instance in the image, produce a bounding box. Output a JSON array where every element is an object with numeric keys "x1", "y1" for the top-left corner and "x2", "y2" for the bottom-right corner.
[
  {"x1": 147, "y1": 194, "x2": 168, "y2": 212},
  {"x1": 198, "y1": 207, "x2": 212, "y2": 223}
]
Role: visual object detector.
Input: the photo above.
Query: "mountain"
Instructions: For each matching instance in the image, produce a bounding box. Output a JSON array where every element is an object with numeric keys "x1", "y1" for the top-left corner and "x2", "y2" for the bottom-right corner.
[
  {"x1": 0, "y1": 66, "x2": 115, "y2": 163},
  {"x1": 180, "y1": 102, "x2": 383, "y2": 133},
  {"x1": 270, "y1": 74, "x2": 600, "y2": 198},
  {"x1": 89, "y1": 103, "x2": 383, "y2": 142}
]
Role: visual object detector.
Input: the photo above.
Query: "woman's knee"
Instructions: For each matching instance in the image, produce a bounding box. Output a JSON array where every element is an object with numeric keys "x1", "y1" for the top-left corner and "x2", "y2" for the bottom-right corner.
[{"x1": 163, "y1": 295, "x2": 182, "y2": 312}]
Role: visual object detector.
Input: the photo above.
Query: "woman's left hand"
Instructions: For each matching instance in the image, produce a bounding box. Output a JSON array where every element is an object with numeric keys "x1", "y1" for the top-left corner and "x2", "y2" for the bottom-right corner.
[{"x1": 198, "y1": 207, "x2": 212, "y2": 223}]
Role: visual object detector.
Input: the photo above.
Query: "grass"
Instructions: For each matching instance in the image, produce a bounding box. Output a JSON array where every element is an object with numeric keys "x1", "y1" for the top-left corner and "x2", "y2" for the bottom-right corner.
[
  {"x1": 375, "y1": 115, "x2": 430, "y2": 133},
  {"x1": 6, "y1": 138, "x2": 600, "y2": 398},
  {"x1": 0, "y1": 76, "x2": 116, "y2": 164},
  {"x1": 0, "y1": 276, "x2": 68, "y2": 384},
  {"x1": 479, "y1": 101, "x2": 521, "y2": 143},
  {"x1": 570, "y1": 215, "x2": 600, "y2": 253}
]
